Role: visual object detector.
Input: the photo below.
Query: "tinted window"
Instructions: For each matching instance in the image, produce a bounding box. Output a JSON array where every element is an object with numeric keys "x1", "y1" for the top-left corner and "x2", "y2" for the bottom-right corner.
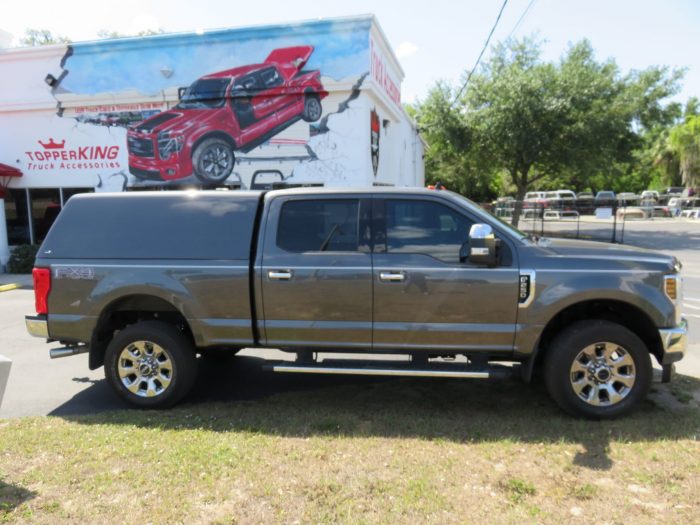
[
  {"x1": 386, "y1": 200, "x2": 473, "y2": 263},
  {"x1": 41, "y1": 193, "x2": 261, "y2": 260},
  {"x1": 176, "y1": 78, "x2": 229, "y2": 109},
  {"x1": 277, "y1": 200, "x2": 359, "y2": 252},
  {"x1": 259, "y1": 67, "x2": 283, "y2": 89}
]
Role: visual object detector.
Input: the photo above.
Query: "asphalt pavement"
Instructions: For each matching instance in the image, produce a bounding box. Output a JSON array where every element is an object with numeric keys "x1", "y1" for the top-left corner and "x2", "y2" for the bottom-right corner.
[{"x1": 1, "y1": 219, "x2": 699, "y2": 418}]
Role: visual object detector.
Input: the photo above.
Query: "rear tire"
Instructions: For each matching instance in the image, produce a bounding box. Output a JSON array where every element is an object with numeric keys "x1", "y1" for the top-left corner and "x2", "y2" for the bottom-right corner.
[
  {"x1": 301, "y1": 95, "x2": 322, "y2": 122},
  {"x1": 544, "y1": 320, "x2": 652, "y2": 419},
  {"x1": 104, "y1": 321, "x2": 198, "y2": 409}
]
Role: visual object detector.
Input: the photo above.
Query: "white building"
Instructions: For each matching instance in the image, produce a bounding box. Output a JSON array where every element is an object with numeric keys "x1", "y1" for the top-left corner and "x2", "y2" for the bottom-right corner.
[{"x1": 0, "y1": 15, "x2": 424, "y2": 265}]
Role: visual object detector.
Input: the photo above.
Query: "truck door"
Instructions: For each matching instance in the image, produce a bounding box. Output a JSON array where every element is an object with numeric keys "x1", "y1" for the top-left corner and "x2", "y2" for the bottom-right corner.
[
  {"x1": 259, "y1": 195, "x2": 373, "y2": 349},
  {"x1": 371, "y1": 197, "x2": 519, "y2": 354}
]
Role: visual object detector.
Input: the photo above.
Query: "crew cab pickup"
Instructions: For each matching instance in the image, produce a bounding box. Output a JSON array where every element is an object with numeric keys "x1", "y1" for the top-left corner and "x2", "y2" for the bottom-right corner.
[{"x1": 25, "y1": 188, "x2": 688, "y2": 418}]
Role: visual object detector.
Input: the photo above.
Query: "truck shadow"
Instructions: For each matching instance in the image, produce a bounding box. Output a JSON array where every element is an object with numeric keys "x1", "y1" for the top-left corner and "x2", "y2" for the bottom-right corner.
[
  {"x1": 0, "y1": 479, "x2": 36, "y2": 514},
  {"x1": 51, "y1": 354, "x2": 700, "y2": 472}
]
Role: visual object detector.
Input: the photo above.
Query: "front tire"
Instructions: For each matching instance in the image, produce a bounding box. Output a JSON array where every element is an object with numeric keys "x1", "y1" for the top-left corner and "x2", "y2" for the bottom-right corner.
[
  {"x1": 544, "y1": 320, "x2": 652, "y2": 419},
  {"x1": 104, "y1": 321, "x2": 198, "y2": 409},
  {"x1": 192, "y1": 138, "x2": 234, "y2": 183}
]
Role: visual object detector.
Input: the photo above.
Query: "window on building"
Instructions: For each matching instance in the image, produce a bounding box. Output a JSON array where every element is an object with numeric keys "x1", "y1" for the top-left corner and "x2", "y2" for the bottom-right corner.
[
  {"x1": 277, "y1": 199, "x2": 359, "y2": 252},
  {"x1": 62, "y1": 187, "x2": 94, "y2": 204},
  {"x1": 385, "y1": 199, "x2": 473, "y2": 263},
  {"x1": 4, "y1": 189, "x2": 30, "y2": 245},
  {"x1": 29, "y1": 188, "x2": 61, "y2": 244}
]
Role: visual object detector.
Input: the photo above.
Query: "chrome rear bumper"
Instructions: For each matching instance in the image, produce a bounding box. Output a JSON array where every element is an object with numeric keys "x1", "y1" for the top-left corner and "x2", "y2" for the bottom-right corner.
[{"x1": 25, "y1": 315, "x2": 48, "y2": 339}]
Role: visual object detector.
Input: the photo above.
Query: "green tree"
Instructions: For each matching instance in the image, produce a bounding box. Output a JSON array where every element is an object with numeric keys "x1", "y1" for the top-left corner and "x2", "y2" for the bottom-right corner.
[
  {"x1": 413, "y1": 82, "x2": 500, "y2": 201},
  {"x1": 20, "y1": 28, "x2": 71, "y2": 46},
  {"x1": 669, "y1": 115, "x2": 700, "y2": 187},
  {"x1": 416, "y1": 37, "x2": 682, "y2": 224}
]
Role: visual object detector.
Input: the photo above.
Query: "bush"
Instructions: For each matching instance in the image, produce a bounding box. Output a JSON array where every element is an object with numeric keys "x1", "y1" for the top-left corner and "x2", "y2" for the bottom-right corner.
[{"x1": 6, "y1": 244, "x2": 40, "y2": 274}]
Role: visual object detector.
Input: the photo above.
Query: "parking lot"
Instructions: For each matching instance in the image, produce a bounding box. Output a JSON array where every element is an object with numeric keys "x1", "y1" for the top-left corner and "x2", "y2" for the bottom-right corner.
[{"x1": 0, "y1": 218, "x2": 699, "y2": 418}]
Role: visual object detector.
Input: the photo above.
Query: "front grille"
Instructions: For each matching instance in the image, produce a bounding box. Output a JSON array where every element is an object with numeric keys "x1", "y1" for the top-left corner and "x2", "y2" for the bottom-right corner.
[
  {"x1": 127, "y1": 136, "x2": 155, "y2": 158},
  {"x1": 129, "y1": 166, "x2": 162, "y2": 180}
]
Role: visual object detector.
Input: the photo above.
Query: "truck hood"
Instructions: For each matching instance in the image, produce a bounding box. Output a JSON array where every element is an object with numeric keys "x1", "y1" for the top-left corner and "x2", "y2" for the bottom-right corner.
[
  {"x1": 532, "y1": 237, "x2": 678, "y2": 272},
  {"x1": 130, "y1": 109, "x2": 223, "y2": 136}
]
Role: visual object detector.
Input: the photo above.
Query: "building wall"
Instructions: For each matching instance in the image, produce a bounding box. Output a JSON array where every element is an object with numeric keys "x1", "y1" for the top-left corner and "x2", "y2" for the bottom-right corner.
[{"x1": 0, "y1": 15, "x2": 423, "y2": 254}]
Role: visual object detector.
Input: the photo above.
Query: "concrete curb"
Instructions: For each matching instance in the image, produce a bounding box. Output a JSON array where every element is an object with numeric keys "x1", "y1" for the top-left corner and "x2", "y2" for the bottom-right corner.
[
  {"x1": 0, "y1": 283, "x2": 20, "y2": 292},
  {"x1": 0, "y1": 354, "x2": 11, "y2": 409}
]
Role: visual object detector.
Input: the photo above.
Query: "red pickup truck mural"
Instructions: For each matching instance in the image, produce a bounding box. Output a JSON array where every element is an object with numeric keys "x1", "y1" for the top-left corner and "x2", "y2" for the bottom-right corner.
[{"x1": 127, "y1": 46, "x2": 328, "y2": 182}]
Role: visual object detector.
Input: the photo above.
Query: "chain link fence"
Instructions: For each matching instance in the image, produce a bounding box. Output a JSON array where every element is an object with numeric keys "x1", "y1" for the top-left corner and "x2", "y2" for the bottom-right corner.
[{"x1": 486, "y1": 200, "x2": 677, "y2": 243}]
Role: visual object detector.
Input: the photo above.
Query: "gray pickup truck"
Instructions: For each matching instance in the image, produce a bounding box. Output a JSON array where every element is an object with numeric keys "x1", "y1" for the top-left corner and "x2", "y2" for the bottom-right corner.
[{"x1": 25, "y1": 188, "x2": 687, "y2": 418}]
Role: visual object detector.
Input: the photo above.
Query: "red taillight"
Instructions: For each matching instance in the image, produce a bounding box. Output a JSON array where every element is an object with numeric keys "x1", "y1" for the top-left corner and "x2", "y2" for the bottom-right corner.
[{"x1": 32, "y1": 267, "x2": 51, "y2": 315}]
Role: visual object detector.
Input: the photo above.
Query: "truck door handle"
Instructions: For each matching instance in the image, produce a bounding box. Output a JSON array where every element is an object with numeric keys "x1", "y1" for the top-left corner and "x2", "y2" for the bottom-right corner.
[
  {"x1": 268, "y1": 270, "x2": 293, "y2": 281},
  {"x1": 379, "y1": 271, "x2": 405, "y2": 282}
]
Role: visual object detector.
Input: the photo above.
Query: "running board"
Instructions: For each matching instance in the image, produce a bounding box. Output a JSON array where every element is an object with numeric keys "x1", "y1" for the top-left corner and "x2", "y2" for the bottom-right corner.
[{"x1": 266, "y1": 361, "x2": 515, "y2": 380}]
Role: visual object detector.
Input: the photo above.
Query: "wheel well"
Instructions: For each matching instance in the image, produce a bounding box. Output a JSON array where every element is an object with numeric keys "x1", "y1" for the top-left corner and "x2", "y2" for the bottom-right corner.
[
  {"x1": 89, "y1": 294, "x2": 194, "y2": 370},
  {"x1": 191, "y1": 132, "x2": 236, "y2": 157},
  {"x1": 529, "y1": 299, "x2": 664, "y2": 381},
  {"x1": 304, "y1": 87, "x2": 319, "y2": 98}
]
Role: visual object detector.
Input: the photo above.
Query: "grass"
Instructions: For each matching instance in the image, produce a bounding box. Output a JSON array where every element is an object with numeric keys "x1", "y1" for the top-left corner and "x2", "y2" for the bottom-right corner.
[{"x1": 1, "y1": 359, "x2": 699, "y2": 524}]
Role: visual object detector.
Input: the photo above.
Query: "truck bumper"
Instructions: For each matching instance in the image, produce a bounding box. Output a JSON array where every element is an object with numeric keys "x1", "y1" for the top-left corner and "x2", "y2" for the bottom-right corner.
[
  {"x1": 25, "y1": 315, "x2": 48, "y2": 338},
  {"x1": 658, "y1": 318, "x2": 687, "y2": 365}
]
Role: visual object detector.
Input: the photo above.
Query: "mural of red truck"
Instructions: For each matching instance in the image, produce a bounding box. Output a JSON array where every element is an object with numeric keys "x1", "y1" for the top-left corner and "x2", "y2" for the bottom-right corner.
[{"x1": 127, "y1": 46, "x2": 328, "y2": 183}]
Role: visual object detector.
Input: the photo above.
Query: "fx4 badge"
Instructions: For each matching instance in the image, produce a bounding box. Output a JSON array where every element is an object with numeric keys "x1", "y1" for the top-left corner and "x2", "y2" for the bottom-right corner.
[
  {"x1": 518, "y1": 270, "x2": 536, "y2": 308},
  {"x1": 54, "y1": 267, "x2": 95, "y2": 280}
]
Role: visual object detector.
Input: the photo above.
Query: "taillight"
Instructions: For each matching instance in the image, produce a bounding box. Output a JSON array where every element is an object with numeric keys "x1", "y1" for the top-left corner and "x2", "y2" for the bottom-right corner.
[{"x1": 32, "y1": 267, "x2": 51, "y2": 315}]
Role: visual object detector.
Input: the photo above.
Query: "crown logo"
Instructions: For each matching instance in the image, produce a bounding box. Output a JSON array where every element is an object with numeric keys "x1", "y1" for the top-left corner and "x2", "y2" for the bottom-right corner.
[{"x1": 38, "y1": 138, "x2": 66, "y2": 150}]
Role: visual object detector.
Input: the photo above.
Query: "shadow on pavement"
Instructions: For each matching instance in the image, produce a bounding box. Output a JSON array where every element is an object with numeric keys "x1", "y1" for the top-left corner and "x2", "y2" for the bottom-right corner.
[{"x1": 51, "y1": 355, "x2": 700, "y2": 472}]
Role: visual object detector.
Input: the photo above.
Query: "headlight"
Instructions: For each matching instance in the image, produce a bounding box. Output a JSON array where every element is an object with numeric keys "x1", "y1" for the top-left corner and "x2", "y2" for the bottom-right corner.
[{"x1": 157, "y1": 132, "x2": 184, "y2": 160}]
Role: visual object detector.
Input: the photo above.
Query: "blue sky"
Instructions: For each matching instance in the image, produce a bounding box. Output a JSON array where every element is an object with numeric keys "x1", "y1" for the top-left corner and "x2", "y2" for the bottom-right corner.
[
  {"x1": 2, "y1": 0, "x2": 698, "y2": 105},
  {"x1": 62, "y1": 18, "x2": 370, "y2": 95}
]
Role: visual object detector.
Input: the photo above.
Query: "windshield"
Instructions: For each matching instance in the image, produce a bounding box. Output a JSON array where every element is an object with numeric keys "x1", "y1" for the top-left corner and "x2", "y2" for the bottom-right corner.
[
  {"x1": 176, "y1": 78, "x2": 230, "y2": 109},
  {"x1": 444, "y1": 191, "x2": 529, "y2": 241}
]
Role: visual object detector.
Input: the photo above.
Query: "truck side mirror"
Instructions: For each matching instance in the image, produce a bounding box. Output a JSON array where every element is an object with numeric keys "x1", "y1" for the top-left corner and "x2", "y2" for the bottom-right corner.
[{"x1": 463, "y1": 223, "x2": 498, "y2": 266}]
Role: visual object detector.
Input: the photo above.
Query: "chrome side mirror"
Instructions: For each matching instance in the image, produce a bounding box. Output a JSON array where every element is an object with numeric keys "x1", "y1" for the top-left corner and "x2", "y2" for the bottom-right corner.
[{"x1": 461, "y1": 223, "x2": 498, "y2": 266}]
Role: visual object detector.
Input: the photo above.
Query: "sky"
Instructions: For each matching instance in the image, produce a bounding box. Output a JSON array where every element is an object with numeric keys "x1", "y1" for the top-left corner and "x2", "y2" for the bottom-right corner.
[{"x1": 1, "y1": 0, "x2": 698, "y2": 105}]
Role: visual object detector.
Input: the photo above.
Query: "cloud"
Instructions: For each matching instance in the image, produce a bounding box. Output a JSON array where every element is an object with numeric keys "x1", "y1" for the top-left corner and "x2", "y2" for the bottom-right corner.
[{"x1": 396, "y1": 41, "x2": 419, "y2": 59}]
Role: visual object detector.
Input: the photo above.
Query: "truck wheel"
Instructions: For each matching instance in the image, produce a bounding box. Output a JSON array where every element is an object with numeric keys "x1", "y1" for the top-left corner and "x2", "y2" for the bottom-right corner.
[
  {"x1": 301, "y1": 95, "x2": 322, "y2": 122},
  {"x1": 104, "y1": 321, "x2": 198, "y2": 409},
  {"x1": 544, "y1": 320, "x2": 652, "y2": 419},
  {"x1": 192, "y1": 138, "x2": 234, "y2": 183}
]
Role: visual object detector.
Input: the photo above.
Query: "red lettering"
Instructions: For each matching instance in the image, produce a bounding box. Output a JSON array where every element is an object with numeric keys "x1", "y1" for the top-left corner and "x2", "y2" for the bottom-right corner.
[
  {"x1": 107, "y1": 146, "x2": 118, "y2": 160},
  {"x1": 78, "y1": 147, "x2": 88, "y2": 160}
]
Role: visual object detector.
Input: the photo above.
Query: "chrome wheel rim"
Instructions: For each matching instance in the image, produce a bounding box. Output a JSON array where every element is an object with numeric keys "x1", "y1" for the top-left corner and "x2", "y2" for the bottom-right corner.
[
  {"x1": 570, "y1": 342, "x2": 636, "y2": 406},
  {"x1": 200, "y1": 146, "x2": 232, "y2": 180},
  {"x1": 306, "y1": 98, "x2": 321, "y2": 121},
  {"x1": 117, "y1": 341, "x2": 173, "y2": 398}
]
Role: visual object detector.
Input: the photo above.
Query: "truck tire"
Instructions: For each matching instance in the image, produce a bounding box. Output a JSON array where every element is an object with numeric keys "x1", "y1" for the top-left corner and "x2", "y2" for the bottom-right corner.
[
  {"x1": 192, "y1": 138, "x2": 234, "y2": 183},
  {"x1": 301, "y1": 94, "x2": 322, "y2": 122},
  {"x1": 544, "y1": 320, "x2": 652, "y2": 419},
  {"x1": 104, "y1": 321, "x2": 198, "y2": 409}
]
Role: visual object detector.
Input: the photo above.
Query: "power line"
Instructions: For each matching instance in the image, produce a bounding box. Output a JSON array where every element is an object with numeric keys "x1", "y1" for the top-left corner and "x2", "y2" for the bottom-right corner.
[
  {"x1": 452, "y1": 0, "x2": 509, "y2": 107},
  {"x1": 506, "y1": 0, "x2": 537, "y2": 40}
]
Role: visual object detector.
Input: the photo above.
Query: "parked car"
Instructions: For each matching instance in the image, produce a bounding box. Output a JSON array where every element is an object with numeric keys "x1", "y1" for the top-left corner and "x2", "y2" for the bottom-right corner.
[
  {"x1": 640, "y1": 190, "x2": 660, "y2": 202},
  {"x1": 617, "y1": 193, "x2": 639, "y2": 206},
  {"x1": 594, "y1": 190, "x2": 616, "y2": 208},
  {"x1": 26, "y1": 188, "x2": 687, "y2": 418},
  {"x1": 127, "y1": 46, "x2": 328, "y2": 183},
  {"x1": 543, "y1": 190, "x2": 577, "y2": 210},
  {"x1": 575, "y1": 192, "x2": 595, "y2": 215}
]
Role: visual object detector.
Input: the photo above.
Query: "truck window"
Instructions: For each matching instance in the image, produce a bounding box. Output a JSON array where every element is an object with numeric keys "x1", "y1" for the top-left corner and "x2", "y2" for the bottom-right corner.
[
  {"x1": 277, "y1": 199, "x2": 359, "y2": 252},
  {"x1": 385, "y1": 200, "x2": 473, "y2": 263},
  {"x1": 259, "y1": 67, "x2": 283, "y2": 89},
  {"x1": 176, "y1": 78, "x2": 229, "y2": 109}
]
